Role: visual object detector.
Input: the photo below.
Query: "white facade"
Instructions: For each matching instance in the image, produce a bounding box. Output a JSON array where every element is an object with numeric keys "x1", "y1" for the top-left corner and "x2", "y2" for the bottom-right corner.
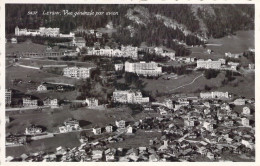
[
  {"x1": 63, "y1": 67, "x2": 91, "y2": 79},
  {"x1": 241, "y1": 118, "x2": 250, "y2": 127},
  {"x1": 15, "y1": 26, "x2": 60, "y2": 37},
  {"x1": 242, "y1": 107, "x2": 251, "y2": 115},
  {"x1": 197, "y1": 59, "x2": 222, "y2": 69},
  {"x1": 200, "y1": 91, "x2": 229, "y2": 99},
  {"x1": 37, "y1": 85, "x2": 47, "y2": 91},
  {"x1": 86, "y1": 98, "x2": 98, "y2": 107},
  {"x1": 115, "y1": 64, "x2": 124, "y2": 71},
  {"x1": 23, "y1": 98, "x2": 38, "y2": 107},
  {"x1": 125, "y1": 61, "x2": 162, "y2": 76},
  {"x1": 203, "y1": 121, "x2": 213, "y2": 131},
  {"x1": 5, "y1": 89, "x2": 12, "y2": 105},
  {"x1": 113, "y1": 90, "x2": 149, "y2": 104}
]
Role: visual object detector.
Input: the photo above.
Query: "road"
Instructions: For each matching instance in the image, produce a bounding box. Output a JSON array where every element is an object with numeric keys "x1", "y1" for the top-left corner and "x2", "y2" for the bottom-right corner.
[
  {"x1": 170, "y1": 74, "x2": 204, "y2": 92},
  {"x1": 6, "y1": 106, "x2": 50, "y2": 112}
]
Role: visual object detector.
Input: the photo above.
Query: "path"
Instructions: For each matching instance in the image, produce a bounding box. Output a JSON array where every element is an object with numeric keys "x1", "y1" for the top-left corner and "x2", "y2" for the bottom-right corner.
[
  {"x1": 14, "y1": 63, "x2": 40, "y2": 70},
  {"x1": 6, "y1": 106, "x2": 50, "y2": 112},
  {"x1": 170, "y1": 74, "x2": 204, "y2": 92}
]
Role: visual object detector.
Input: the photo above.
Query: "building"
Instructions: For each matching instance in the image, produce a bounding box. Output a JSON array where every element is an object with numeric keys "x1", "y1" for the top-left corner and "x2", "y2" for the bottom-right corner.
[
  {"x1": 25, "y1": 125, "x2": 43, "y2": 135},
  {"x1": 59, "y1": 32, "x2": 75, "y2": 38},
  {"x1": 63, "y1": 67, "x2": 91, "y2": 79},
  {"x1": 125, "y1": 61, "x2": 162, "y2": 76},
  {"x1": 93, "y1": 127, "x2": 102, "y2": 135},
  {"x1": 184, "y1": 119, "x2": 195, "y2": 127},
  {"x1": 6, "y1": 116, "x2": 10, "y2": 123},
  {"x1": 200, "y1": 91, "x2": 229, "y2": 99},
  {"x1": 73, "y1": 37, "x2": 86, "y2": 48},
  {"x1": 121, "y1": 45, "x2": 138, "y2": 59},
  {"x1": 126, "y1": 126, "x2": 133, "y2": 134},
  {"x1": 92, "y1": 150, "x2": 103, "y2": 161},
  {"x1": 249, "y1": 64, "x2": 255, "y2": 70},
  {"x1": 203, "y1": 121, "x2": 214, "y2": 132},
  {"x1": 15, "y1": 26, "x2": 40, "y2": 36},
  {"x1": 96, "y1": 32, "x2": 102, "y2": 38},
  {"x1": 43, "y1": 98, "x2": 58, "y2": 107},
  {"x1": 241, "y1": 118, "x2": 250, "y2": 127},
  {"x1": 59, "y1": 119, "x2": 81, "y2": 133},
  {"x1": 85, "y1": 98, "x2": 98, "y2": 107},
  {"x1": 22, "y1": 97, "x2": 38, "y2": 107},
  {"x1": 234, "y1": 98, "x2": 246, "y2": 105},
  {"x1": 11, "y1": 38, "x2": 17, "y2": 44},
  {"x1": 105, "y1": 148, "x2": 116, "y2": 161},
  {"x1": 225, "y1": 52, "x2": 240, "y2": 59},
  {"x1": 197, "y1": 59, "x2": 222, "y2": 69},
  {"x1": 37, "y1": 84, "x2": 47, "y2": 91},
  {"x1": 105, "y1": 125, "x2": 113, "y2": 133},
  {"x1": 5, "y1": 89, "x2": 12, "y2": 105},
  {"x1": 112, "y1": 90, "x2": 149, "y2": 104},
  {"x1": 242, "y1": 107, "x2": 251, "y2": 115},
  {"x1": 115, "y1": 64, "x2": 124, "y2": 71},
  {"x1": 39, "y1": 27, "x2": 60, "y2": 37},
  {"x1": 115, "y1": 120, "x2": 126, "y2": 129},
  {"x1": 15, "y1": 26, "x2": 60, "y2": 37}
]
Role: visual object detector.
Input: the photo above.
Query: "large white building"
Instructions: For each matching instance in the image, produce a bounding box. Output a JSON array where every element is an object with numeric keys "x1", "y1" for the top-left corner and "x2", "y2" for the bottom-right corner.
[
  {"x1": 112, "y1": 90, "x2": 149, "y2": 104},
  {"x1": 15, "y1": 26, "x2": 60, "y2": 37},
  {"x1": 200, "y1": 91, "x2": 230, "y2": 99},
  {"x1": 63, "y1": 67, "x2": 91, "y2": 79},
  {"x1": 125, "y1": 61, "x2": 162, "y2": 76},
  {"x1": 197, "y1": 59, "x2": 222, "y2": 69},
  {"x1": 88, "y1": 45, "x2": 138, "y2": 59}
]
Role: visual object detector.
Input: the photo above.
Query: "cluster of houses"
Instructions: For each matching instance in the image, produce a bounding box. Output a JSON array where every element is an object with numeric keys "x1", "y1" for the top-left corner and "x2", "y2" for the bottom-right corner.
[{"x1": 6, "y1": 93, "x2": 255, "y2": 161}]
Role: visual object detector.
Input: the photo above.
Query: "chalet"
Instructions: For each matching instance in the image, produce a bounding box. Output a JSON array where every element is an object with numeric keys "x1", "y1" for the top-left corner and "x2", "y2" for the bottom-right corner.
[
  {"x1": 37, "y1": 84, "x2": 47, "y2": 91},
  {"x1": 73, "y1": 37, "x2": 86, "y2": 48},
  {"x1": 126, "y1": 126, "x2": 133, "y2": 134},
  {"x1": 85, "y1": 98, "x2": 98, "y2": 107},
  {"x1": 115, "y1": 120, "x2": 126, "y2": 129},
  {"x1": 59, "y1": 119, "x2": 81, "y2": 133},
  {"x1": 93, "y1": 127, "x2": 102, "y2": 135},
  {"x1": 242, "y1": 106, "x2": 251, "y2": 115},
  {"x1": 92, "y1": 150, "x2": 103, "y2": 161},
  {"x1": 11, "y1": 38, "x2": 17, "y2": 44},
  {"x1": 105, "y1": 148, "x2": 116, "y2": 161},
  {"x1": 241, "y1": 118, "x2": 250, "y2": 127},
  {"x1": 25, "y1": 125, "x2": 43, "y2": 135},
  {"x1": 234, "y1": 98, "x2": 246, "y2": 106},
  {"x1": 105, "y1": 125, "x2": 113, "y2": 133},
  {"x1": 22, "y1": 96, "x2": 38, "y2": 107},
  {"x1": 43, "y1": 98, "x2": 58, "y2": 107}
]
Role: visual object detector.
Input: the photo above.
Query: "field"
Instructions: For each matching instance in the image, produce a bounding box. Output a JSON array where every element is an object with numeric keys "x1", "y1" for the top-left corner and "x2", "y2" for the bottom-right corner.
[
  {"x1": 18, "y1": 58, "x2": 96, "y2": 68},
  {"x1": 6, "y1": 105, "x2": 148, "y2": 157},
  {"x1": 189, "y1": 30, "x2": 254, "y2": 60},
  {"x1": 6, "y1": 132, "x2": 81, "y2": 157},
  {"x1": 107, "y1": 130, "x2": 162, "y2": 149},
  {"x1": 143, "y1": 71, "x2": 224, "y2": 95},
  {"x1": 6, "y1": 106, "x2": 136, "y2": 134},
  {"x1": 6, "y1": 66, "x2": 77, "y2": 89}
]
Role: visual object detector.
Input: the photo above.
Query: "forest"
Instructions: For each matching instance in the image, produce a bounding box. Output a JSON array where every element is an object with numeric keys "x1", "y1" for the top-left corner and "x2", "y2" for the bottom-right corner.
[{"x1": 6, "y1": 4, "x2": 254, "y2": 55}]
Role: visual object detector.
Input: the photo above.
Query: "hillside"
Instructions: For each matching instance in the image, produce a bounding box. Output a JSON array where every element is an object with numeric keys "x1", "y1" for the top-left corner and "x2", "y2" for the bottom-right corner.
[{"x1": 6, "y1": 4, "x2": 254, "y2": 55}]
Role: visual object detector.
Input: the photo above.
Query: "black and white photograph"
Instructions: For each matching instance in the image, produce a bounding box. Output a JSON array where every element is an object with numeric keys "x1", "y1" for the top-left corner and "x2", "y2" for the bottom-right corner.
[{"x1": 4, "y1": 2, "x2": 256, "y2": 162}]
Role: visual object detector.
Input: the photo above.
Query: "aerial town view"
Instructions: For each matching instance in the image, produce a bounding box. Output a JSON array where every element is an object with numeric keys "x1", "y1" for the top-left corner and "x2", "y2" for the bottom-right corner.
[{"x1": 5, "y1": 4, "x2": 255, "y2": 162}]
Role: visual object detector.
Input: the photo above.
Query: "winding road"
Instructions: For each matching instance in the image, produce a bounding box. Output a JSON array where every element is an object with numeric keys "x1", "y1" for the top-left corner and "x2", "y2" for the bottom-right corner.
[{"x1": 170, "y1": 74, "x2": 204, "y2": 92}]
